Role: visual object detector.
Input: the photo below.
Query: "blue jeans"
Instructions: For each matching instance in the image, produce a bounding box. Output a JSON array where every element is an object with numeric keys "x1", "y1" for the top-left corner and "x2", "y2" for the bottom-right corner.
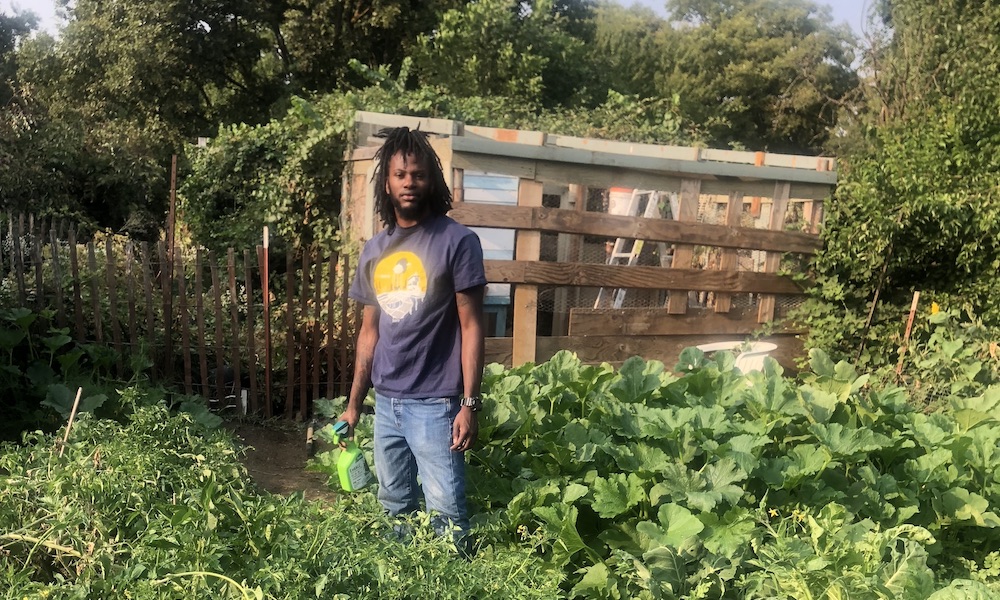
[{"x1": 373, "y1": 392, "x2": 469, "y2": 538}]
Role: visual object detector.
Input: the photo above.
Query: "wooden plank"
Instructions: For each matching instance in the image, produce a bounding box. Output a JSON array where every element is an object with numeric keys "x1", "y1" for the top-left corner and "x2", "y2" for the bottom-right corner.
[
  {"x1": 50, "y1": 228, "x2": 66, "y2": 329},
  {"x1": 299, "y1": 251, "x2": 309, "y2": 419},
  {"x1": 245, "y1": 249, "x2": 258, "y2": 414},
  {"x1": 758, "y1": 182, "x2": 792, "y2": 323},
  {"x1": 453, "y1": 168, "x2": 464, "y2": 204},
  {"x1": 448, "y1": 203, "x2": 821, "y2": 254},
  {"x1": 125, "y1": 241, "x2": 137, "y2": 355},
  {"x1": 88, "y1": 242, "x2": 102, "y2": 342},
  {"x1": 285, "y1": 251, "x2": 295, "y2": 417},
  {"x1": 71, "y1": 228, "x2": 84, "y2": 341},
  {"x1": 354, "y1": 110, "x2": 461, "y2": 136},
  {"x1": 312, "y1": 252, "x2": 322, "y2": 404},
  {"x1": 195, "y1": 248, "x2": 209, "y2": 398},
  {"x1": 512, "y1": 180, "x2": 543, "y2": 365},
  {"x1": 257, "y1": 244, "x2": 272, "y2": 417},
  {"x1": 14, "y1": 215, "x2": 26, "y2": 306},
  {"x1": 534, "y1": 334, "x2": 804, "y2": 371},
  {"x1": 210, "y1": 251, "x2": 225, "y2": 406},
  {"x1": 178, "y1": 256, "x2": 193, "y2": 395},
  {"x1": 340, "y1": 254, "x2": 350, "y2": 398},
  {"x1": 327, "y1": 251, "x2": 338, "y2": 399},
  {"x1": 228, "y1": 249, "x2": 242, "y2": 414},
  {"x1": 157, "y1": 241, "x2": 173, "y2": 381},
  {"x1": 667, "y1": 179, "x2": 702, "y2": 314},
  {"x1": 485, "y1": 337, "x2": 513, "y2": 367},
  {"x1": 31, "y1": 218, "x2": 43, "y2": 310},
  {"x1": 105, "y1": 237, "x2": 123, "y2": 375},
  {"x1": 451, "y1": 136, "x2": 838, "y2": 185},
  {"x1": 141, "y1": 242, "x2": 154, "y2": 371},
  {"x1": 714, "y1": 191, "x2": 744, "y2": 313},
  {"x1": 568, "y1": 307, "x2": 805, "y2": 336},
  {"x1": 451, "y1": 152, "x2": 537, "y2": 181},
  {"x1": 482, "y1": 260, "x2": 803, "y2": 294}
]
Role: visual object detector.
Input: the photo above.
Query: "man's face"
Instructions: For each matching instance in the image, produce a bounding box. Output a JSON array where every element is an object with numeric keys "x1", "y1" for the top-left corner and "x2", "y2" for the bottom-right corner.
[{"x1": 385, "y1": 151, "x2": 431, "y2": 225}]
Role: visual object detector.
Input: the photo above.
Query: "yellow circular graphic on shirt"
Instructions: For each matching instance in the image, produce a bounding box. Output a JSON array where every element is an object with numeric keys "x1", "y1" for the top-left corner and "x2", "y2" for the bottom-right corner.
[{"x1": 373, "y1": 251, "x2": 427, "y2": 322}]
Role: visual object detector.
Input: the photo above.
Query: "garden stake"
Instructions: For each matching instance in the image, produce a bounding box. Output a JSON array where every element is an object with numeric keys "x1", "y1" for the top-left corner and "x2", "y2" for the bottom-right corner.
[
  {"x1": 59, "y1": 387, "x2": 84, "y2": 457},
  {"x1": 895, "y1": 291, "x2": 921, "y2": 377},
  {"x1": 263, "y1": 226, "x2": 272, "y2": 416}
]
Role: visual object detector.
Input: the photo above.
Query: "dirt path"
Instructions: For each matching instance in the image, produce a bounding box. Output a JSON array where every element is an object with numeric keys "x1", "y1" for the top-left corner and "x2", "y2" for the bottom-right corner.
[{"x1": 225, "y1": 420, "x2": 339, "y2": 503}]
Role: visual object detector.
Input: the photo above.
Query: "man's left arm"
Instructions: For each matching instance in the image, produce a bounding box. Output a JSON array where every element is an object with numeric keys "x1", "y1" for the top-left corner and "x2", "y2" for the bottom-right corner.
[{"x1": 451, "y1": 284, "x2": 485, "y2": 452}]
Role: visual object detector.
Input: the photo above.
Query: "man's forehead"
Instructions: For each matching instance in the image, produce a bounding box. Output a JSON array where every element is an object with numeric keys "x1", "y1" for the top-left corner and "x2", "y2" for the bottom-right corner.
[{"x1": 390, "y1": 151, "x2": 429, "y2": 169}]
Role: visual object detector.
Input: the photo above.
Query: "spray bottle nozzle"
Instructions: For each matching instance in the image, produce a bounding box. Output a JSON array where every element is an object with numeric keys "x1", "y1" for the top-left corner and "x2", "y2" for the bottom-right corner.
[{"x1": 333, "y1": 420, "x2": 350, "y2": 442}]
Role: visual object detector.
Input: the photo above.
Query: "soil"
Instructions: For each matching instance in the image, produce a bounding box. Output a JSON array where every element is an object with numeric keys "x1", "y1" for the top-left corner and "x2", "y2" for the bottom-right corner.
[{"x1": 224, "y1": 419, "x2": 339, "y2": 504}]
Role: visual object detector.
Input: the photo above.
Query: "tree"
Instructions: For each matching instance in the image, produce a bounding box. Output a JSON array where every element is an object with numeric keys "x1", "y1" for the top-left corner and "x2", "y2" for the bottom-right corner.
[
  {"x1": 587, "y1": 2, "x2": 664, "y2": 100},
  {"x1": 411, "y1": 0, "x2": 597, "y2": 107},
  {"x1": 659, "y1": 0, "x2": 858, "y2": 154}
]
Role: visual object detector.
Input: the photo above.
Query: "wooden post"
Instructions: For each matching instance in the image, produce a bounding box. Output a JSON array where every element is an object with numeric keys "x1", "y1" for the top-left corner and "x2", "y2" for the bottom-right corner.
[
  {"x1": 285, "y1": 250, "x2": 295, "y2": 417},
  {"x1": 106, "y1": 237, "x2": 123, "y2": 375},
  {"x1": 88, "y1": 242, "x2": 102, "y2": 342},
  {"x1": 326, "y1": 251, "x2": 338, "y2": 399},
  {"x1": 140, "y1": 242, "x2": 155, "y2": 376},
  {"x1": 340, "y1": 254, "x2": 350, "y2": 398},
  {"x1": 195, "y1": 248, "x2": 209, "y2": 397},
  {"x1": 261, "y1": 228, "x2": 272, "y2": 416},
  {"x1": 896, "y1": 291, "x2": 921, "y2": 376},
  {"x1": 14, "y1": 215, "x2": 26, "y2": 306},
  {"x1": 31, "y1": 218, "x2": 43, "y2": 311},
  {"x1": 50, "y1": 228, "x2": 66, "y2": 329},
  {"x1": 714, "y1": 191, "x2": 744, "y2": 313},
  {"x1": 69, "y1": 228, "x2": 84, "y2": 340},
  {"x1": 244, "y1": 249, "x2": 259, "y2": 415},
  {"x1": 210, "y1": 251, "x2": 225, "y2": 406},
  {"x1": 178, "y1": 257, "x2": 193, "y2": 395},
  {"x1": 453, "y1": 168, "x2": 465, "y2": 204},
  {"x1": 228, "y1": 249, "x2": 242, "y2": 413},
  {"x1": 167, "y1": 155, "x2": 177, "y2": 270},
  {"x1": 757, "y1": 182, "x2": 792, "y2": 323},
  {"x1": 299, "y1": 250, "x2": 310, "y2": 419},
  {"x1": 512, "y1": 180, "x2": 543, "y2": 366},
  {"x1": 157, "y1": 241, "x2": 173, "y2": 381},
  {"x1": 312, "y1": 252, "x2": 322, "y2": 404},
  {"x1": 125, "y1": 241, "x2": 137, "y2": 356},
  {"x1": 667, "y1": 179, "x2": 702, "y2": 314}
]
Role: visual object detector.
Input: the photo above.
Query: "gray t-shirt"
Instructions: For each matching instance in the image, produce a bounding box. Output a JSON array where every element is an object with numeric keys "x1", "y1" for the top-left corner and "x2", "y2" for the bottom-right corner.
[{"x1": 349, "y1": 214, "x2": 487, "y2": 398}]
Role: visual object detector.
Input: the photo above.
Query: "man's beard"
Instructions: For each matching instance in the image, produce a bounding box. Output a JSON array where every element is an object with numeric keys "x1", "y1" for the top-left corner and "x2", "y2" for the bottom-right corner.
[{"x1": 392, "y1": 195, "x2": 427, "y2": 222}]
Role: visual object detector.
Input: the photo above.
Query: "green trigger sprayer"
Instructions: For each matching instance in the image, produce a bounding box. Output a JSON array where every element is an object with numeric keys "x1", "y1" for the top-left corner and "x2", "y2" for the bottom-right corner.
[{"x1": 332, "y1": 420, "x2": 374, "y2": 492}]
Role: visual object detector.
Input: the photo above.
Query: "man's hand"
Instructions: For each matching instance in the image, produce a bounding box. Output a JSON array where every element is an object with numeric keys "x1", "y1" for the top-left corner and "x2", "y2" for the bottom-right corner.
[
  {"x1": 451, "y1": 406, "x2": 478, "y2": 452},
  {"x1": 336, "y1": 405, "x2": 363, "y2": 443}
]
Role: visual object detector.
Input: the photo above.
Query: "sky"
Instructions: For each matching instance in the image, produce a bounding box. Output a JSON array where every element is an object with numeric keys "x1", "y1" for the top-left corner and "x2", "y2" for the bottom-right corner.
[{"x1": 3, "y1": 0, "x2": 870, "y2": 37}]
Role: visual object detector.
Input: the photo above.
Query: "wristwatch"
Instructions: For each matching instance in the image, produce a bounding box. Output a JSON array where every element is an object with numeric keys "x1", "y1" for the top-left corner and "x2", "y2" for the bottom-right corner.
[{"x1": 459, "y1": 396, "x2": 482, "y2": 412}]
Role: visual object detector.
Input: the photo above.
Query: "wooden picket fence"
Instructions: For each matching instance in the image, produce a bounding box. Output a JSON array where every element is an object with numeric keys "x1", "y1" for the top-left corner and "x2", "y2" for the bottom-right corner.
[{"x1": 0, "y1": 213, "x2": 355, "y2": 419}]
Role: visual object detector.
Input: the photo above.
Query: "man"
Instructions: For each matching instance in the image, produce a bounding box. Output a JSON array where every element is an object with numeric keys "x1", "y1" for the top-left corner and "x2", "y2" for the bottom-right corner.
[{"x1": 338, "y1": 127, "x2": 486, "y2": 545}]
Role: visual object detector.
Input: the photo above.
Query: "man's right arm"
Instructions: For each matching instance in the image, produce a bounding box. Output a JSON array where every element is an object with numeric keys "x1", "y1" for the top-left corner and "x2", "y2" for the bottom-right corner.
[{"x1": 338, "y1": 303, "x2": 379, "y2": 434}]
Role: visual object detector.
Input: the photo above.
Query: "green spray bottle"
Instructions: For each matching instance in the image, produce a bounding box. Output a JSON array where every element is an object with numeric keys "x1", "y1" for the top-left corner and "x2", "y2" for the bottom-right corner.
[{"x1": 332, "y1": 420, "x2": 374, "y2": 492}]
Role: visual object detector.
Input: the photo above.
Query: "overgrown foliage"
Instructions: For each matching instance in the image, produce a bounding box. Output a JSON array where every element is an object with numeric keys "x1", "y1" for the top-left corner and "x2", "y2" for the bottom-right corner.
[{"x1": 308, "y1": 349, "x2": 1000, "y2": 598}]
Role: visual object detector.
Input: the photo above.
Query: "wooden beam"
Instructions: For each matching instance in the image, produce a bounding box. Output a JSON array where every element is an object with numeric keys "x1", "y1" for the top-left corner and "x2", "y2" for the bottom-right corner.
[
  {"x1": 757, "y1": 182, "x2": 792, "y2": 323},
  {"x1": 568, "y1": 307, "x2": 805, "y2": 336},
  {"x1": 512, "y1": 180, "x2": 543, "y2": 366},
  {"x1": 667, "y1": 179, "x2": 702, "y2": 314},
  {"x1": 448, "y1": 203, "x2": 822, "y2": 254},
  {"x1": 714, "y1": 191, "x2": 744, "y2": 313},
  {"x1": 483, "y1": 260, "x2": 804, "y2": 294}
]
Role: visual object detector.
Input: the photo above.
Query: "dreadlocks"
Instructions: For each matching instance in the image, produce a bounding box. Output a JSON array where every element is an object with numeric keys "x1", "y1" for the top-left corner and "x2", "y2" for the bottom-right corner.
[{"x1": 372, "y1": 127, "x2": 452, "y2": 234}]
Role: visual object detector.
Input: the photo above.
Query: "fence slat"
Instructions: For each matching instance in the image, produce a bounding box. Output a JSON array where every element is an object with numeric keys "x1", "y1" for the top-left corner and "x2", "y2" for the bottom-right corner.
[
  {"x1": 299, "y1": 251, "x2": 309, "y2": 418},
  {"x1": 245, "y1": 249, "x2": 258, "y2": 415},
  {"x1": 31, "y1": 217, "x2": 43, "y2": 310},
  {"x1": 178, "y1": 255, "x2": 192, "y2": 395},
  {"x1": 88, "y1": 242, "x2": 103, "y2": 342},
  {"x1": 312, "y1": 252, "x2": 322, "y2": 403},
  {"x1": 341, "y1": 254, "x2": 350, "y2": 398},
  {"x1": 50, "y1": 228, "x2": 66, "y2": 329},
  {"x1": 70, "y1": 229, "x2": 83, "y2": 340},
  {"x1": 125, "y1": 242, "x2": 137, "y2": 354},
  {"x1": 326, "y1": 251, "x2": 338, "y2": 398},
  {"x1": 210, "y1": 251, "x2": 225, "y2": 406},
  {"x1": 285, "y1": 250, "x2": 295, "y2": 417},
  {"x1": 14, "y1": 215, "x2": 26, "y2": 306},
  {"x1": 258, "y1": 244, "x2": 272, "y2": 417},
  {"x1": 195, "y1": 248, "x2": 209, "y2": 397},
  {"x1": 228, "y1": 248, "x2": 242, "y2": 414},
  {"x1": 157, "y1": 241, "x2": 173, "y2": 381},
  {"x1": 106, "y1": 237, "x2": 124, "y2": 375},
  {"x1": 141, "y1": 242, "x2": 155, "y2": 379}
]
